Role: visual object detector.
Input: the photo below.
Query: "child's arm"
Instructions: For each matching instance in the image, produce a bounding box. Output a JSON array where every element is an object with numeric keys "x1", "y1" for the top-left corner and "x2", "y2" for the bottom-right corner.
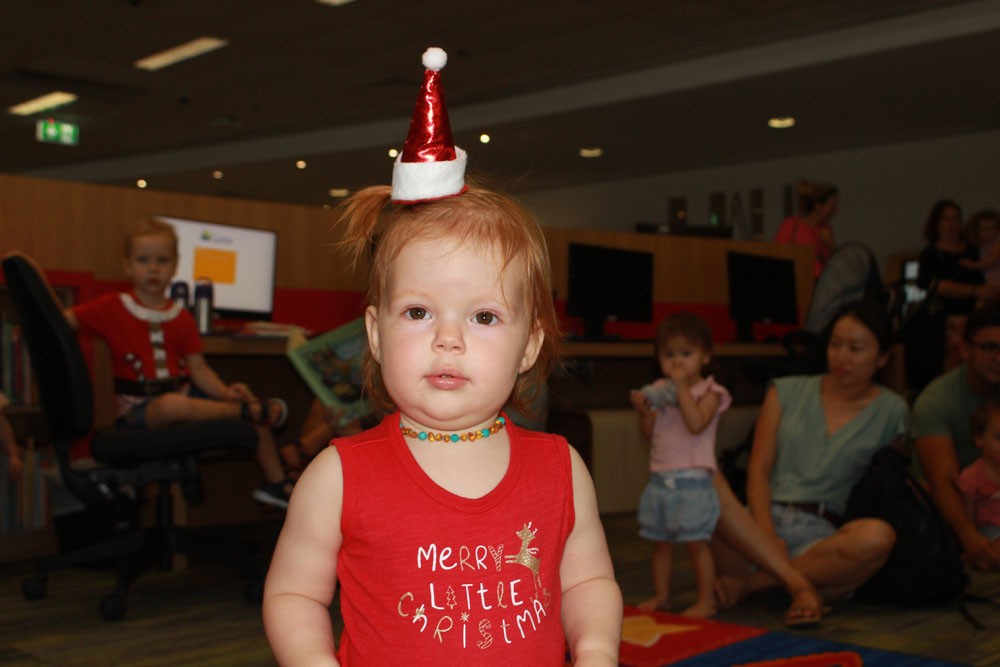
[
  {"x1": 674, "y1": 382, "x2": 721, "y2": 435},
  {"x1": 263, "y1": 446, "x2": 344, "y2": 666},
  {"x1": 63, "y1": 309, "x2": 79, "y2": 331},
  {"x1": 560, "y1": 447, "x2": 623, "y2": 666},
  {"x1": 629, "y1": 390, "x2": 656, "y2": 441},
  {"x1": 185, "y1": 353, "x2": 250, "y2": 402}
]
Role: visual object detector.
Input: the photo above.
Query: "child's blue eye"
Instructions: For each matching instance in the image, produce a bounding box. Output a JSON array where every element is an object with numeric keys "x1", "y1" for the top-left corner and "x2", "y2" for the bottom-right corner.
[
  {"x1": 475, "y1": 312, "x2": 496, "y2": 325},
  {"x1": 405, "y1": 307, "x2": 427, "y2": 320}
]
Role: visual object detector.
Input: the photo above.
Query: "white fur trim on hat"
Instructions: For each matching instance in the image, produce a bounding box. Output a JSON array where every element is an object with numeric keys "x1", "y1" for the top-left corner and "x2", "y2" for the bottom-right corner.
[{"x1": 391, "y1": 146, "x2": 467, "y2": 203}]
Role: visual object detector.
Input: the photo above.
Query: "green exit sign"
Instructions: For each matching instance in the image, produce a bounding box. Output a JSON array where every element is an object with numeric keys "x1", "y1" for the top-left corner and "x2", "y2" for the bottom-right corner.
[{"x1": 35, "y1": 119, "x2": 79, "y2": 146}]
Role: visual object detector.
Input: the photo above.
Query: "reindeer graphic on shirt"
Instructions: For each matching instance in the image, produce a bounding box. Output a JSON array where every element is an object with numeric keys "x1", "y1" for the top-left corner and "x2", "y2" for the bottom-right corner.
[{"x1": 505, "y1": 522, "x2": 542, "y2": 589}]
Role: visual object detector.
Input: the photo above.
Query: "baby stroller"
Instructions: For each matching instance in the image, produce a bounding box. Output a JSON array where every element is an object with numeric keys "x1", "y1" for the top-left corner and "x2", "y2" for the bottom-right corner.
[
  {"x1": 747, "y1": 241, "x2": 933, "y2": 379},
  {"x1": 746, "y1": 242, "x2": 886, "y2": 379}
]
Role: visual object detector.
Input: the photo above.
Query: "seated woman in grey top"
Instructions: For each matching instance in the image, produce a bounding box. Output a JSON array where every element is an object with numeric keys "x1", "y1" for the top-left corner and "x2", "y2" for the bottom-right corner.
[{"x1": 714, "y1": 299, "x2": 909, "y2": 623}]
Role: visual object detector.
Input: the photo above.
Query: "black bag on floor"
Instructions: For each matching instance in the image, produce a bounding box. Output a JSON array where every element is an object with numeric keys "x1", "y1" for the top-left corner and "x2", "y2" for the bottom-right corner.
[{"x1": 844, "y1": 446, "x2": 967, "y2": 606}]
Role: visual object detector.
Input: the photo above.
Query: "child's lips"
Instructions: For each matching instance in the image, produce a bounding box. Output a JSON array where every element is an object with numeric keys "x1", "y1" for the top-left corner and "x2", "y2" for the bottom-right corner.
[{"x1": 426, "y1": 369, "x2": 467, "y2": 389}]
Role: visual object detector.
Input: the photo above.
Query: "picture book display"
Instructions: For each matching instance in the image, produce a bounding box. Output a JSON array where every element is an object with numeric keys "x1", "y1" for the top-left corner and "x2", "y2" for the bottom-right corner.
[{"x1": 287, "y1": 318, "x2": 370, "y2": 426}]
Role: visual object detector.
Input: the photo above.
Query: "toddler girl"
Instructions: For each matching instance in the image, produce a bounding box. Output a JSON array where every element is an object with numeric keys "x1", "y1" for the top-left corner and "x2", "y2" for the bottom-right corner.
[
  {"x1": 958, "y1": 398, "x2": 1000, "y2": 542},
  {"x1": 630, "y1": 312, "x2": 731, "y2": 617},
  {"x1": 262, "y1": 48, "x2": 621, "y2": 666}
]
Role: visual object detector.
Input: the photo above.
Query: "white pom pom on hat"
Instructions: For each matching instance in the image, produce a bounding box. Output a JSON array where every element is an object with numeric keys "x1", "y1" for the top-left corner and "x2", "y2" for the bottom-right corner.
[
  {"x1": 391, "y1": 47, "x2": 467, "y2": 204},
  {"x1": 421, "y1": 47, "x2": 447, "y2": 72}
]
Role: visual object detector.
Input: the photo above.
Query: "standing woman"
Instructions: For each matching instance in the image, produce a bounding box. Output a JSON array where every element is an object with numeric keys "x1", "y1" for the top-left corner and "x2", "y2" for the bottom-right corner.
[
  {"x1": 774, "y1": 180, "x2": 839, "y2": 280},
  {"x1": 714, "y1": 300, "x2": 908, "y2": 615},
  {"x1": 917, "y1": 200, "x2": 998, "y2": 382}
]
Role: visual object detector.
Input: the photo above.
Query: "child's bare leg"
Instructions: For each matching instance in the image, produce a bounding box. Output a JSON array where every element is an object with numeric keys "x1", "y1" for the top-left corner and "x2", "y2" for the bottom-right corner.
[
  {"x1": 255, "y1": 426, "x2": 291, "y2": 488},
  {"x1": 637, "y1": 541, "x2": 672, "y2": 611},
  {"x1": 681, "y1": 540, "x2": 717, "y2": 618},
  {"x1": 144, "y1": 394, "x2": 289, "y2": 489}
]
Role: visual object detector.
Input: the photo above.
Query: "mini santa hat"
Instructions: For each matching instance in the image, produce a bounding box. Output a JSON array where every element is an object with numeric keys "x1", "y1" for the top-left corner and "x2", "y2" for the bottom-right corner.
[{"x1": 391, "y1": 47, "x2": 467, "y2": 204}]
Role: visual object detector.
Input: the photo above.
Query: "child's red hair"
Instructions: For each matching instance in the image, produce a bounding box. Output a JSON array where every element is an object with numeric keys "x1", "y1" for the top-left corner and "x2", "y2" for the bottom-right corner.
[{"x1": 336, "y1": 180, "x2": 561, "y2": 416}]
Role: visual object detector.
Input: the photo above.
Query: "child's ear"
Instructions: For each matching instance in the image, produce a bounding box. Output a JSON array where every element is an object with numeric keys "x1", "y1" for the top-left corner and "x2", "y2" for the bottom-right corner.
[
  {"x1": 121, "y1": 255, "x2": 132, "y2": 277},
  {"x1": 518, "y1": 321, "x2": 544, "y2": 374},
  {"x1": 364, "y1": 305, "x2": 382, "y2": 364}
]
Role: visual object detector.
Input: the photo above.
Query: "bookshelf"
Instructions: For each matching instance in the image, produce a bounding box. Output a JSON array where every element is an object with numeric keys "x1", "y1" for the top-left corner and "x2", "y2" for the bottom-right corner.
[{"x1": 0, "y1": 285, "x2": 73, "y2": 563}]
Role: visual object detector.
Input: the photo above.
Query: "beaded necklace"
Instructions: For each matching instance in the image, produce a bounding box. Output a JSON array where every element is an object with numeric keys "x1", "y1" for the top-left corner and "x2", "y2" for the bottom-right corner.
[{"x1": 400, "y1": 416, "x2": 506, "y2": 443}]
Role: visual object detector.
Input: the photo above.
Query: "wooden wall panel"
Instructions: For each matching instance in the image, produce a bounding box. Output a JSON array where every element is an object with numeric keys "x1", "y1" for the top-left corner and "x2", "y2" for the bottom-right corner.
[
  {"x1": 0, "y1": 173, "x2": 361, "y2": 291},
  {"x1": 1, "y1": 174, "x2": 812, "y2": 322}
]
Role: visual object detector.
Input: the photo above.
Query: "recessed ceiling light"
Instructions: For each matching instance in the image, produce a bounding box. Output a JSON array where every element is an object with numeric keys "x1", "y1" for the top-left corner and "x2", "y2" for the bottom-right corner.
[
  {"x1": 768, "y1": 116, "x2": 796, "y2": 129},
  {"x1": 212, "y1": 170, "x2": 223, "y2": 179},
  {"x1": 296, "y1": 160, "x2": 307, "y2": 169},
  {"x1": 579, "y1": 147, "x2": 603, "y2": 158},
  {"x1": 316, "y1": 0, "x2": 357, "y2": 5},
  {"x1": 328, "y1": 188, "x2": 350, "y2": 198},
  {"x1": 8, "y1": 91, "x2": 77, "y2": 116},
  {"x1": 137, "y1": 179, "x2": 148, "y2": 189},
  {"x1": 388, "y1": 148, "x2": 399, "y2": 158},
  {"x1": 479, "y1": 134, "x2": 491, "y2": 144},
  {"x1": 134, "y1": 36, "x2": 228, "y2": 71}
]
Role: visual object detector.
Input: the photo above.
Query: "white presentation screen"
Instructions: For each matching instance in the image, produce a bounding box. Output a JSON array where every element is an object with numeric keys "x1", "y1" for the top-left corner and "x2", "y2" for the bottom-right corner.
[{"x1": 156, "y1": 215, "x2": 278, "y2": 320}]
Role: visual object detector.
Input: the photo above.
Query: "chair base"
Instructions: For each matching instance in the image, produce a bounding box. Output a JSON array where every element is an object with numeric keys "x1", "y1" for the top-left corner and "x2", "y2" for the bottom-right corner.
[{"x1": 22, "y1": 480, "x2": 265, "y2": 620}]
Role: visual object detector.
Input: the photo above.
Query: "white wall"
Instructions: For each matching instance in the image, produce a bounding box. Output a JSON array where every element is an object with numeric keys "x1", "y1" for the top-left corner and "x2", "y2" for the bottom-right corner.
[{"x1": 520, "y1": 129, "x2": 1000, "y2": 277}]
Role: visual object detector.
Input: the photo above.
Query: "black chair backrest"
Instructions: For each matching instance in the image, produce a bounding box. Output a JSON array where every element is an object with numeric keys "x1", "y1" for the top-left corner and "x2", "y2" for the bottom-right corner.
[{"x1": 1, "y1": 253, "x2": 94, "y2": 442}]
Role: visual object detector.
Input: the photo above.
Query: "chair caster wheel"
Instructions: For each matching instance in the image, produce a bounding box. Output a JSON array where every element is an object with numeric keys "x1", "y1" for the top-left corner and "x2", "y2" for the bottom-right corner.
[
  {"x1": 245, "y1": 579, "x2": 264, "y2": 605},
  {"x1": 22, "y1": 575, "x2": 47, "y2": 600},
  {"x1": 99, "y1": 593, "x2": 127, "y2": 621}
]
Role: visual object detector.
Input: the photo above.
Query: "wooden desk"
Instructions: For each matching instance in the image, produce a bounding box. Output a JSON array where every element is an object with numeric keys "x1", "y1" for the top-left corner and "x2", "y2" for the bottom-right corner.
[
  {"x1": 184, "y1": 334, "x2": 311, "y2": 527},
  {"x1": 201, "y1": 334, "x2": 289, "y2": 356}
]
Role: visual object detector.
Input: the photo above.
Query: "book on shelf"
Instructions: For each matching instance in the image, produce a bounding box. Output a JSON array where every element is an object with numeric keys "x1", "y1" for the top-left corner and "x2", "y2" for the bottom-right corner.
[
  {"x1": 0, "y1": 439, "x2": 48, "y2": 533},
  {"x1": 286, "y1": 317, "x2": 371, "y2": 427},
  {"x1": 0, "y1": 320, "x2": 36, "y2": 406}
]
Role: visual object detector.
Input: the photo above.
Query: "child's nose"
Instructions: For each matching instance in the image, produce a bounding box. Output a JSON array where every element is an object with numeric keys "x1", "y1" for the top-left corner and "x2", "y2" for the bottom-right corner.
[{"x1": 433, "y1": 320, "x2": 464, "y2": 352}]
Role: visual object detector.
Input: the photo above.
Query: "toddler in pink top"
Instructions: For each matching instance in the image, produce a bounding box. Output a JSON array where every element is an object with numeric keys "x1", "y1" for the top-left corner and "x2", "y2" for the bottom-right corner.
[
  {"x1": 958, "y1": 398, "x2": 1000, "y2": 541},
  {"x1": 630, "y1": 313, "x2": 731, "y2": 617}
]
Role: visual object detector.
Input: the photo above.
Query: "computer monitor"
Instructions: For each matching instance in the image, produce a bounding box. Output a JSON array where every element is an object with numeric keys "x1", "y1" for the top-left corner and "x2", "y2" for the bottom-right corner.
[
  {"x1": 726, "y1": 251, "x2": 798, "y2": 341},
  {"x1": 566, "y1": 242, "x2": 653, "y2": 340},
  {"x1": 155, "y1": 215, "x2": 278, "y2": 321}
]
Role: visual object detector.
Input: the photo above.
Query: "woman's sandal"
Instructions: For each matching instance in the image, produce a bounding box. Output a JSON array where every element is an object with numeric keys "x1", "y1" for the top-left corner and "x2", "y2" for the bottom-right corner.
[{"x1": 241, "y1": 397, "x2": 289, "y2": 430}]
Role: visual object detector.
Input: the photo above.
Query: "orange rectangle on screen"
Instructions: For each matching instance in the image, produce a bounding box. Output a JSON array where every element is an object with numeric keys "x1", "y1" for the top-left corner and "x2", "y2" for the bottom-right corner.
[{"x1": 193, "y1": 247, "x2": 237, "y2": 284}]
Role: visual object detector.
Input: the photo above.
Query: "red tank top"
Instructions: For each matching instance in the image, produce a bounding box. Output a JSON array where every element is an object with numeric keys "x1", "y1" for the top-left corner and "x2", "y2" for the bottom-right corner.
[{"x1": 334, "y1": 413, "x2": 575, "y2": 666}]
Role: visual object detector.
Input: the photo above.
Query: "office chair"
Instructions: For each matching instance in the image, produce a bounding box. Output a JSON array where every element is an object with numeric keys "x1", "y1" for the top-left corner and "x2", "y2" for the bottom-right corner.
[{"x1": 2, "y1": 252, "x2": 264, "y2": 620}]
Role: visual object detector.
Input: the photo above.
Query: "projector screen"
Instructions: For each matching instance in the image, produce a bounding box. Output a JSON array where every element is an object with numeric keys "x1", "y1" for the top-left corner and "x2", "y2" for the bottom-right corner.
[{"x1": 155, "y1": 215, "x2": 278, "y2": 320}]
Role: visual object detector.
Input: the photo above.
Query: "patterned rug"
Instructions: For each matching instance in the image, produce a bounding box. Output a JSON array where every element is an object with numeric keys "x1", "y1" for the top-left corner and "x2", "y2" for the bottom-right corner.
[{"x1": 618, "y1": 606, "x2": 962, "y2": 667}]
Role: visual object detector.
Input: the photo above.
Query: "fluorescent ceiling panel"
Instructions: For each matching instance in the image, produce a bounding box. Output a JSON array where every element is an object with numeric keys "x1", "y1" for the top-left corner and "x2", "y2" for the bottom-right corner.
[
  {"x1": 134, "y1": 36, "x2": 228, "y2": 71},
  {"x1": 8, "y1": 91, "x2": 77, "y2": 116}
]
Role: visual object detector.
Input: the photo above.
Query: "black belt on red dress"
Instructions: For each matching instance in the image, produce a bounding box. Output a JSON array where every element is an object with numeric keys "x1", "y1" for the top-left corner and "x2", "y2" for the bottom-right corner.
[{"x1": 114, "y1": 376, "x2": 188, "y2": 397}]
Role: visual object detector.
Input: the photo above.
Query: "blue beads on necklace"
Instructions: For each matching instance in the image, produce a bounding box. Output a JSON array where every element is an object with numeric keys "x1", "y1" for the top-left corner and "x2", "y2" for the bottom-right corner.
[{"x1": 400, "y1": 416, "x2": 506, "y2": 443}]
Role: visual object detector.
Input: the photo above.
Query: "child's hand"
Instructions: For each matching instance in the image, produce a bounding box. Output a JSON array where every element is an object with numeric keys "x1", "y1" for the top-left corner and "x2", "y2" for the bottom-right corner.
[
  {"x1": 630, "y1": 389, "x2": 652, "y2": 416},
  {"x1": 224, "y1": 382, "x2": 254, "y2": 403},
  {"x1": 7, "y1": 450, "x2": 22, "y2": 481}
]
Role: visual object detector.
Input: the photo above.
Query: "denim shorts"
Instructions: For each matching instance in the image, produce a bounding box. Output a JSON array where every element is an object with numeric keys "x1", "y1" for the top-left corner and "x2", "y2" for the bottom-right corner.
[
  {"x1": 770, "y1": 501, "x2": 844, "y2": 559},
  {"x1": 981, "y1": 524, "x2": 1000, "y2": 541},
  {"x1": 638, "y1": 470, "x2": 720, "y2": 543}
]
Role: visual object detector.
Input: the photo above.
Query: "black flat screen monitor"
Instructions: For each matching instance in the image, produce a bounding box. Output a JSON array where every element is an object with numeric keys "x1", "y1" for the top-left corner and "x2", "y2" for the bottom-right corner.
[
  {"x1": 155, "y1": 215, "x2": 278, "y2": 321},
  {"x1": 566, "y1": 243, "x2": 653, "y2": 340},
  {"x1": 726, "y1": 251, "x2": 798, "y2": 341}
]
